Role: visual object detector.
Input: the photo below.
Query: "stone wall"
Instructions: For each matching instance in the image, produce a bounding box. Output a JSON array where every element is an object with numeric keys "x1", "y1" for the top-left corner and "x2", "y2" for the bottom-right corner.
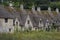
[{"x1": 0, "y1": 18, "x2": 14, "y2": 33}]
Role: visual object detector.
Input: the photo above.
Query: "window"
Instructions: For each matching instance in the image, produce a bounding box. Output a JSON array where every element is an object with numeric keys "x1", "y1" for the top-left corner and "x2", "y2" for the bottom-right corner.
[
  {"x1": 40, "y1": 19, "x2": 42, "y2": 23},
  {"x1": 9, "y1": 28, "x2": 11, "y2": 32},
  {"x1": 5, "y1": 18, "x2": 8, "y2": 23},
  {"x1": 40, "y1": 21, "x2": 42, "y2": 23},
  {"x1": 13, "y1": 20, "x2": 15, "y2": 26},
  {"x1": 16, "y1": 22, "x2": 18, "y2": 26},
  {"x1": 28, "y1": 20, "x2": 29, "y2": 24}
]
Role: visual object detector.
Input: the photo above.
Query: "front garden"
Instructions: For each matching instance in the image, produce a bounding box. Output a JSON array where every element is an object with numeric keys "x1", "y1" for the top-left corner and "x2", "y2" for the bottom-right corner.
[{"x1": 0, "y1": 31, "x2": 60, "y2": 40}]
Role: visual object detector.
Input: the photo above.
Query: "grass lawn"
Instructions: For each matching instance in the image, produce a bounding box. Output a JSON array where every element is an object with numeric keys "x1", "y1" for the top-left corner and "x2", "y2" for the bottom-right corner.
[{"x1": 0, "y1": 31, "x2": 60, "y2": 40}]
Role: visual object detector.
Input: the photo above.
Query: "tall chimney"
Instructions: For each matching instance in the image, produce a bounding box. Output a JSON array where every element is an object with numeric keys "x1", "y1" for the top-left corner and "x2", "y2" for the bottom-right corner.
[
  {"x1": 56, "y1": 8, "x2": 59, "y2": 14},
  {"x1": 9, "y1": 1, "x2": 12, "y2": 6},
  {"x1": 20, "y1": 4, "x2": 24, "y2": 10},
  {"x1": 48, "y1": 7, "x2": 51, "y2": 13},
  {"x1": 37, "y1": 7, "x2": 41, "y2": 12},
  {"x1": 32, "y1": 5, "x2": 35, "y2": 12},
  {"x1": 9, "y1": 2, "x2": 13, "y2": 9}
]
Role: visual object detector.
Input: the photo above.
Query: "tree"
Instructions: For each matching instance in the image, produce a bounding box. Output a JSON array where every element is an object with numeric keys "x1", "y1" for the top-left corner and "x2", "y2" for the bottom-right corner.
[
  {"x1": 50, "y1": 2, "x2": 60, "y2": 10},
  {"x1": 1, "y1": 0, "x2": 60, "y2": 10}
]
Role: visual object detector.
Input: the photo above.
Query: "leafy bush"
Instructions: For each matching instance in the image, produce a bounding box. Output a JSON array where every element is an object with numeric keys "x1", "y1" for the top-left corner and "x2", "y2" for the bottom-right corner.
[{"x1": 50, "y1": 2, "x2": 60, "y2": 11}]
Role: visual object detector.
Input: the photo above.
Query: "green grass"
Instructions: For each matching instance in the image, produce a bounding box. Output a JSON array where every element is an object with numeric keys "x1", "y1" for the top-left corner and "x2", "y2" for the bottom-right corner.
[{"x1": 0, "y1": 31, "x2": 60, "y2": 40}]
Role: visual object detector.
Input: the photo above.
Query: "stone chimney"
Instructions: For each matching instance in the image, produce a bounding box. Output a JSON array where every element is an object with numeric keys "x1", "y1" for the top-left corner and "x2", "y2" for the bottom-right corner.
[
  {"x1": 48, "y1": 7, "x2": 51, "y2": 12},
  {"x1": 37, "y1": 7, "x2": 41, "y2": 12},
  {"x1": 20, "y1": 4, "x2": 24, "y2": 10},
  {"x1": 56, "y1": 8, "x2": 59, "y2": 13},
  {"x1": 9, "y1": 2, "x2": 13, "y2": 9},
  {"x1": 32, "y1": 5, "x2": 35, "y2": 12}
]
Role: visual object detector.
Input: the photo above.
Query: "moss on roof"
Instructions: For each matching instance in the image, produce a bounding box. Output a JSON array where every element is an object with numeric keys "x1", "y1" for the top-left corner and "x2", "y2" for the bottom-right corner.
[{"x1": 4, "y1": 6, "x2": 59, "y2": 18}]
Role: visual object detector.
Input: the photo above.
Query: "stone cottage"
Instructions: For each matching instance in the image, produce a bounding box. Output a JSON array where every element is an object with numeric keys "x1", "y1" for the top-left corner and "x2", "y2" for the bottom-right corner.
[
  {"x1": 6, "y1": 4, "x2": 60, "y2": 31},
  {"x1": 0, "y1": 3, "x2": 60, "y2": 32},
  {"x1": 0, "y1": 5, "x2": 14, "y2": 33}
]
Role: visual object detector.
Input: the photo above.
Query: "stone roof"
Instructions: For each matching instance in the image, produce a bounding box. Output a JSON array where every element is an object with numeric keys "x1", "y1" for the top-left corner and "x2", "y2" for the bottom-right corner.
[
  {"x1": 29, "y1": 13, "x2": 40, "y2": 27},
  {"x1": 12, "y1": 10, "x2": 60, "y2": 27},
  {"x1": 2, "y1": 6, "x2": 60, "y2": 27},
  {"x1": 20, "y1": 12, "x2": 27, "y2": 26},
  {"x1": 0, "y1": 5, "x2": 14, "y2": 19}
]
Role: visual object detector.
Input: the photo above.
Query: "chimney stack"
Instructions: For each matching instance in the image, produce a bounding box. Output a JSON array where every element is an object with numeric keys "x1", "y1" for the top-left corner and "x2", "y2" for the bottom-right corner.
[
  {"x1": 9, "y1": 2, "x2": 13, "y2": 9},
  {"x1": 9, "y1": 3, "x2": 13, "y2": 7},
  {"x1": 37, "y1": 7, "x2": 41, "y2": 12},
  {"x1": 32, "y1": 5, "x2": 35, "y2": 12},
  {"x1": 56, "y1": 8, "x2": 59, "y2": 14},
  {"x1": 48, "y1": 7, "x2": 51, "y2": 13},
  {"x1": 20, "y1": 4, "x2": 24, "y2": 10}
]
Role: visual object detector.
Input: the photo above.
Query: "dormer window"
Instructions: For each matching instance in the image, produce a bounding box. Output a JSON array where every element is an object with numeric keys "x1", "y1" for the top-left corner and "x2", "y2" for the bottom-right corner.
[
  {"x1": 16, "y1": 22, "x2": 18, "y2": 26},
  {"x1": 28, "y1": 20, "x2": 29, "y2": 24},
  {"x1": 5, "y1": 18, "x2": 8, "y2": 23}
]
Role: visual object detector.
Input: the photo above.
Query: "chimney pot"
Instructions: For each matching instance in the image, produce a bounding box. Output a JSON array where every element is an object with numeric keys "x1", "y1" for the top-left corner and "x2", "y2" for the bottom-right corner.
[
  {"x1": 32, "y1": 5, "x2": 35, "y2": 12},
  {"x1": 9, "y1": 2, "x2": 13, "y2": 9},
  {"x1": 56, "y1": 8, "x2": 59, "y2": 13},
  {"x1": 48, "y1": 7, "x2": 51, "y2": 12},
  {"x1": 37, "y1": 7, "x2": 41, "y2": 12},
  {"x1": 20, "y1": 4, "x2": 24, "y2": 10}
]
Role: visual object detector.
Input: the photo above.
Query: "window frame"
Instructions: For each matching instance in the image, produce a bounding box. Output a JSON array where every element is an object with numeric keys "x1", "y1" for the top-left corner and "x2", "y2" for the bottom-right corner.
[{"x1": 5, "y1": 18, "x2": 8, "y2": 23}]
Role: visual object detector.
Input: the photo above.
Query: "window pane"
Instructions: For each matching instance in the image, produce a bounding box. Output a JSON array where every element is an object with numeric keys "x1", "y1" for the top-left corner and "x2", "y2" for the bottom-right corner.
[{"x1": 5, "y1": 18, "x2": 8, "y2": 23}]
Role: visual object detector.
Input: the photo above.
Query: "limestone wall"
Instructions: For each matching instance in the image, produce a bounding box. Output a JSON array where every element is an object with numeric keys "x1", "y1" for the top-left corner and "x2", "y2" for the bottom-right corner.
[{"x1": 0, "y1": 18, "x2": 14, "y2": 33}]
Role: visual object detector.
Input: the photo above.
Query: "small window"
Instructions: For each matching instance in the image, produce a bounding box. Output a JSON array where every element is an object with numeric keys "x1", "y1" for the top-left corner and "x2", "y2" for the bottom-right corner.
[
  {"x1": 40, "y1": 21, "x2": 42, "y2": 23},
  {"x1": 16, "y1": 22, "x2": 18, "y2": 26},
  {"x1": 5, "y1": 18, "x2": 8, "y2": 23},
  {"x1": 28, "y1": 20, "x2": 29, "y2": 24},
  {"x1": 9, "y1": 28, "x2": 11, "y2": 32}
]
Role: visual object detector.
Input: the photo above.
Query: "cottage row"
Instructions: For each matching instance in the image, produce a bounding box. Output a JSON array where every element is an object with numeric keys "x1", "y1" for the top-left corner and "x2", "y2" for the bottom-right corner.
[{"x1": 0, "y1": 4, "x2": 60, "y2": 33}]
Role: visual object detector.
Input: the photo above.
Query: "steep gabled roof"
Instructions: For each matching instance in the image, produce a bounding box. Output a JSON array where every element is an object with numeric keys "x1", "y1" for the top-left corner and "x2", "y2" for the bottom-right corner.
[
  {"x1": 29, "y1": 13, "x2": 39, "y2": 27},
  {"x1": 15, "y1": 10, "x2": 27, "y2": 26},
  {"x1": 20, "y1": 13, "x2": 27, "y2": 26},
  {"x1": 19, "y1": 11, "x2": 40, "y2": 27}
]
